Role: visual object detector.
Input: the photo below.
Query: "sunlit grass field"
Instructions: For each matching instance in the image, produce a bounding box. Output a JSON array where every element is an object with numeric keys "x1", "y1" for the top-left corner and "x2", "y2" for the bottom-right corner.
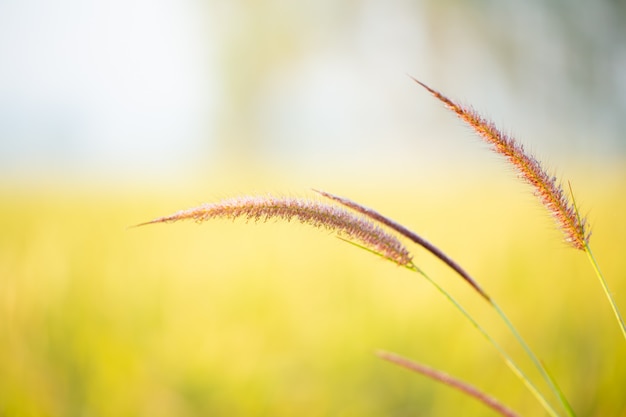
[{"x1": 1, "y1": 171, "x2": 625, "y2": 416}]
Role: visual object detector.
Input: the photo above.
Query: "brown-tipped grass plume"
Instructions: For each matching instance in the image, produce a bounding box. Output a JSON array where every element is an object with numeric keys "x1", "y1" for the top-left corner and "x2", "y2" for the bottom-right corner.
[
  {"x1": 137, "y1": 194, "x2": 414, "y2": 268},
  {"x1": 411, "y1": 77, "x2": 590, "y2": 250}
]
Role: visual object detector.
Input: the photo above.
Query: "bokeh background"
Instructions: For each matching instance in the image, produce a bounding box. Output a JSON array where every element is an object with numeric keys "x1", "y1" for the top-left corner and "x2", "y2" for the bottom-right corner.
[{"x1": 1, "y1": 0, "x2": 625, "y2": 416}]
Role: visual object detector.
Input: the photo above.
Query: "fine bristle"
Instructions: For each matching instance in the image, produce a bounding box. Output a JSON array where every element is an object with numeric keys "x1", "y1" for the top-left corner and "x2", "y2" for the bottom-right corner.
[{"x1": 411, "y1": 77, "x2": 590, "y2": 250}]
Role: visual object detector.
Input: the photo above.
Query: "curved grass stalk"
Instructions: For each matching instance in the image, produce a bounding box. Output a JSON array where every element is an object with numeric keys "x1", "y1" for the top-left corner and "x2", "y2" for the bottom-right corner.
[
  {"x1": 584, "y1": 245, "x2": 626, "y2": 340},
  {"x1": 490, "y1": 300, "x2": 575, "y2": 417},
  {"x1": 339, "y1": 237, "x2": 544, "y2": 417},
  {"x1": 314, "y1": 189, "x2": 490, "y2": 301},
  {"x1": 298, "y1": 231, "x2": 536, "y2": 417},
  {"x1": 377, "y1": 350, "x2": 521, "y2": 417},
  {"x1": 408, "y1": 264, "x2": 560, "y2": 417},
  {"x1": 567, "y1": 182, "x2": 626, "y2": 340}
]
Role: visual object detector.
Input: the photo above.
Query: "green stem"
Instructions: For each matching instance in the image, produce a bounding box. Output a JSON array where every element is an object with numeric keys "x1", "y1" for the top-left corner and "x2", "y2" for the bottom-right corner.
[
  {"x1": 584, "y1": 244, "x2": 626, "y2": 340},
  {"x1": 489, "y1": 300, "x2": 576, "y2": 417},
  {"x1": 568, "y1": 182, "x2": 625, "y2": 340},
  {"x1": 411, "y1": 265, "x2": 562, "y2": 417},
  {"x1": 322, "y1": 192, "x2": 572, "y2": 416}
]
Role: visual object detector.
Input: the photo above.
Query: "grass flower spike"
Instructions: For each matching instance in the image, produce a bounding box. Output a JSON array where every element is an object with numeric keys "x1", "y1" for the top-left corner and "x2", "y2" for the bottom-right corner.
[
  {"x1": 411, "y1": 77, "x2": 590, "y2": 250},
  {"x1": 136, "y1": 194, "x2": 414, "y2": 268},
  {"x1": 412, "y1": 77, "x2": 624, "y2": 340}
]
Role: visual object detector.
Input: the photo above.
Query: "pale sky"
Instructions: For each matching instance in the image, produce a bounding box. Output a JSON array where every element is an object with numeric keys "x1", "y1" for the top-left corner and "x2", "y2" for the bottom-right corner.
[
  {"x1": 0, "y1": 0, "x2": 216, "y2": 179},
  {"x1": 1, "y1": 0, "x2": 623, "y2": 183}
]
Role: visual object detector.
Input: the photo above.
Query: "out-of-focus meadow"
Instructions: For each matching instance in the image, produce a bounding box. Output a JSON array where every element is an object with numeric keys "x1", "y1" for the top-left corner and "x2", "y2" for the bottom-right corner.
[
  {"x1": 1, "y1": 171, "x2": 625, "y2": 416},
  {"x1": 2, "y1": 0, "x2": 626, "y2": 415}
]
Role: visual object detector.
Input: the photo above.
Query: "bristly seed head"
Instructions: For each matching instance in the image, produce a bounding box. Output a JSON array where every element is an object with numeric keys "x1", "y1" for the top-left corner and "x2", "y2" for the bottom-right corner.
[
  {"x1": 411, "y1": 77, "x2": 590, "y2": 250},
  {"x1": 136, "y1": 194, "x2": 414, "y2": 267}
]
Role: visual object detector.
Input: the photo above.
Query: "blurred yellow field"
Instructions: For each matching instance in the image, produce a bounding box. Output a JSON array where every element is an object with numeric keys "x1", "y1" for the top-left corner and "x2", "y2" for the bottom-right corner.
[
  {"x1": 1, "y1": 172, "x2": 625, "y2": 416},
  {"x1": 2, "y1": 0, "x2": 625, "y2": 415}
]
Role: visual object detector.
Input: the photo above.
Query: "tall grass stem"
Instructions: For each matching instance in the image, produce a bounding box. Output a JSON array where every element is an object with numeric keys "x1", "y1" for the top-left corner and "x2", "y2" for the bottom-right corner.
[
  {"x1": 410, "y1": 265, "x2": 562, "y2": 417},
  {"x1": 585, "y1": 244, "x2": 626, "y2": 340},
  {"x1": 489, "y1": 300, "x2": 576, "y2": 417},
  {"x1": 377, "y1": 350, "x2": 521, "y2": 417},
  {"x1": 568, "y1": 182, "x2": 626, "y2": 340}
]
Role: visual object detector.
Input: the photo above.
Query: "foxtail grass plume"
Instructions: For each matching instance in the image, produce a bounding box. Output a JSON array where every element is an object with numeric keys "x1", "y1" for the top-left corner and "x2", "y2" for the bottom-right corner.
[
  {"x1": 136, "y1": 194, "x2": 414, "y2": 268},
  {"x1": 411, "y1": 77, "x2": 590, "y2": 250}
]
